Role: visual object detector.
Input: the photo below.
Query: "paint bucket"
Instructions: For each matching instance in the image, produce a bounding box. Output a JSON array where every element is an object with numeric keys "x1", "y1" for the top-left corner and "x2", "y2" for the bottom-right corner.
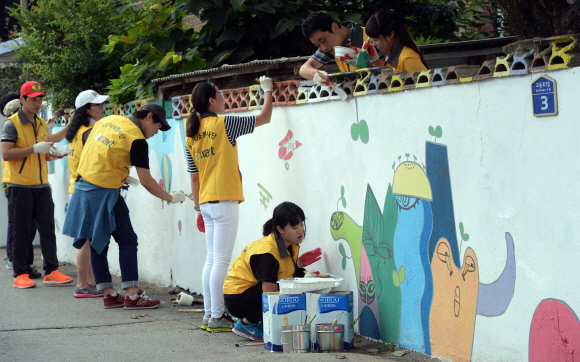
[
  {"x1": 176, "y1": 292, "x2": 194, "y2": 306},
  {"x1": 316, "y1": 323, "x2": 344, "y2": 352},
  {"x1": 281, "y1": 325, "x2": 311, "y2": 353}
]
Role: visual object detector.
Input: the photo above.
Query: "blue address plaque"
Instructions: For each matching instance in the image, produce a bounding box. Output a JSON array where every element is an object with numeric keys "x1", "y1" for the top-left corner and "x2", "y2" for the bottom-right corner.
[{"x1": 532, "y1": 75, "x2": 558, "y2": 117}]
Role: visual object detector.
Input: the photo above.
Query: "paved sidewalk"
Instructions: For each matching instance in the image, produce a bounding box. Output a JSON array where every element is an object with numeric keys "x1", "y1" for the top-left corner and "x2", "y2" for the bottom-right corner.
[{"x1": 1, "y1": 247, "x2": 434, "y2": 361}]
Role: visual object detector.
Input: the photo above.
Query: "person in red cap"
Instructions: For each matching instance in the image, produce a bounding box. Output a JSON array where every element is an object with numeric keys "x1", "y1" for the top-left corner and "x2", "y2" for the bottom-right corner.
[{"x1": 1, "y1": 81, "x2": 73, "y2": 288}]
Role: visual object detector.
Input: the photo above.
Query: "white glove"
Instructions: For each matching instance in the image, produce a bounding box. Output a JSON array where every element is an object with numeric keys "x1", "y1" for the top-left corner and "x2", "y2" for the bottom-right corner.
[
  {"x1": 46, "y1": 119, "x2": 55, "y2": 134},
  {"x1": 334, "y1": 46, "x2": 360, "y2": 65},
  {"x1": 259, "y1": 75, "x2": 273, "y2": 93},
  {"x1": 170, "y1": 191, "x2": 186, "y2": 204},
  {"x1": 33, "y1": 141, "x2": 55, "y2": 154},
  {"x1": 124, "y1": 176, "x2": 140, "y2": 187},
  {"x1": 313, "y1": 70, "x2": 331, "y2": 86}
]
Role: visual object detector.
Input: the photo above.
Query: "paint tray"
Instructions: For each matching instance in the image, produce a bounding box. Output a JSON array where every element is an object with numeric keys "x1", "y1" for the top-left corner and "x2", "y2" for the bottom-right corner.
[
  {"x1": 278, "y1": 275, "x2": 343, "y2": 295},
  {"x1": 50, "y1": 145, "x2": 68, "y2": 157}
]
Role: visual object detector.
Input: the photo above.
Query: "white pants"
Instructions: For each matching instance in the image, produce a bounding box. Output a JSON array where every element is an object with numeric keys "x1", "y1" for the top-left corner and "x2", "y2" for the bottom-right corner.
[{"x1": 200, "y1": 201, "x2": 239, "y2": 318}]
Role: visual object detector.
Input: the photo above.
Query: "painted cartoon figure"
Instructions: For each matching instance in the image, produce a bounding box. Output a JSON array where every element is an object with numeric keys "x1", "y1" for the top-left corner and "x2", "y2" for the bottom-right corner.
[
  {"x1": 430, "y1": 238, "x2": 478, "y2": 362},
  {"x1": 392, "y1": 161, "x2": 433, "y2": 353}
]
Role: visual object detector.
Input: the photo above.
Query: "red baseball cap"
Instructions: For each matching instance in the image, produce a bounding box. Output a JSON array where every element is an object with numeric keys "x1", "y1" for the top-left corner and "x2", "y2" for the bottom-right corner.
[{"x1": 21, "y1": 81, "x2": 46, "y2": 98}]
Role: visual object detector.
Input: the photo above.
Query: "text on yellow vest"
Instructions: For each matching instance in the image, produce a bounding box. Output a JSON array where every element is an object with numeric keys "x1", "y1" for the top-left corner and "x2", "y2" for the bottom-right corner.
[
  {"x1": 223, "y1": 233, "x2": 300, "y2": 294},
  {"x1": 76, "y1": 115, "x2": 144, "y2": 189},
  {"x1": 185, "y1": 115, "x2": 244, "y2": 203},
  {"x1": 1, "y1": 113, "x2": 48, "y2": 186},
  {"x1": 67, "y1": 123, "x2": 93, "y2": 193}
]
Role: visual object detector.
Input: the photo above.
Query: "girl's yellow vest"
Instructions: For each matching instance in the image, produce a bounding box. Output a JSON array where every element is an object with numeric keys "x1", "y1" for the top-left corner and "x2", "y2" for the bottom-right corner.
[
  {"x1": 334, "y1": 27, "x2": 368, "y2": 73},
  {"x1": 1, "y1": 113, "x2": 48, "y2": 186},
  {"x1": 386, "y1": 46, "x2": 427, "y2": 73},
  {"x1": 223, "y1": 233, "x2": 300, "y2": 295},
  {"x1": 76, "y1": 115, "x2": 144, "y2": 189},
  {"x1": 67, "y1": 123, "x2": 93, "y2": 193},
  {"x1": 185, "y1": 115, "x2": 244, "y2": 203}
]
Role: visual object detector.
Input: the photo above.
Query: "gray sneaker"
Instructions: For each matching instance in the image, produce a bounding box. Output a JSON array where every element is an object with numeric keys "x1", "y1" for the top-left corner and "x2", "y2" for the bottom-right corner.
[
  {"x1": 207, "y1": 317, "x2": 232, "y2": 333},
  {"x1": 201, "y1": 315, "x2": 210, "y2": 330},
  {"x1": 74, "y1": 284, "x2": 104, "y2": 298}
]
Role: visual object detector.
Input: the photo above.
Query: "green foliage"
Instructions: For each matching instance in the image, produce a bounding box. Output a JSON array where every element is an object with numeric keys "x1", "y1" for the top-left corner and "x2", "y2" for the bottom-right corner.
[
  {"x1": 0, "y1": 63, "x2": 26, "y2": 96},
  {"x1": 454, "y1": 0, "x2": 509, "y2": 39},
  {"x1": 10, "y1": 0, "x2": 137, "y2": 108},
  {"x1": 103, "y1": 0, "x2": 206, "y2": 104}
]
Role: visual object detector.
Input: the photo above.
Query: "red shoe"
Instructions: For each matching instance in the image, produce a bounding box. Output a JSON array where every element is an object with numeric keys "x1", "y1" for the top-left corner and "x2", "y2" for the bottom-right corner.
[
  {"x1": 103, "y1": 292, "x2": 124, "y2": 309},
  {"x1": 124, "y1": 289, "x2": 160, "y2": 309},
  {"x1": 43, "y1": 270, "x2": 73, "y2": 285},
  {"x1": 14, "y1": 274, "x2": 36, "y2": 289}
]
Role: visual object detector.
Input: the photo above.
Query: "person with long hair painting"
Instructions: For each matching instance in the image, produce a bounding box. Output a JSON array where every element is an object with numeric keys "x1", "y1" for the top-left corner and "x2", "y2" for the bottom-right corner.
[
  {"x1": 185, "y1": 76, "x2": 274, "y2": 333},
  {"x1": 365, "y1": 10, "x2": 429, "y2": 72}
]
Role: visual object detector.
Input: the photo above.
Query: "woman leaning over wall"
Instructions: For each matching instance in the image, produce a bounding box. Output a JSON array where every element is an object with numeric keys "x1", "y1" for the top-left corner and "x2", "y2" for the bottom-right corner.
[
  {"x1": 365, "y1": 10, "x2": 428, "y2": 72},
  {"x1": 185, "y1": 76, "x2": 274, "y2": 333}
]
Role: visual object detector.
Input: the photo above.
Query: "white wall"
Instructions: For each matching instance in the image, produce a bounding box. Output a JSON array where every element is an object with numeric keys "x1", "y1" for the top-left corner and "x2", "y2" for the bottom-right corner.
[{"x1": 51, "y1": 67, "x2": 580, "y2": 361}]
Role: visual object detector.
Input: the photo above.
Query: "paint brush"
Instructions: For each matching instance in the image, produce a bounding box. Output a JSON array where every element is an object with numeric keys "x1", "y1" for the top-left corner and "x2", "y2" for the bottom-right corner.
[
  {"x1": 235, "y1": 342, "x2": 263, "y2": 347},
  {"x1": 284, "y1": 314, "x2": 288, "y2": 326}
]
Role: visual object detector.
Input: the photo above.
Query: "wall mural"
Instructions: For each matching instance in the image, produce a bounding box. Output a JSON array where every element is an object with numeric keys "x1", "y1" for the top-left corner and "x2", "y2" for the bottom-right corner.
[
  {"x1": 258, "y1": 183, "x2": 273, "y2": 210},
  {"x1": 330, "y1": 127, "x2": 517, "y2": 361},
  {"x1": 529, "y1": 299, "x2": 580, "y2": 362},
  {"x1": 278, "y1": 130, "x2": 302, "y2": 170}
]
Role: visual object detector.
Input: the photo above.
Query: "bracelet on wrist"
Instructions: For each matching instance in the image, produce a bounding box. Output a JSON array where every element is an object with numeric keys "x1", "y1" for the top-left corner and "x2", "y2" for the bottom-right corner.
[
  {"x1": 194, "y1": 206, "x2": 200, "y2": 211},
  {"x1": 264, "y1": 90, "x2": 272, "y2": 94}
]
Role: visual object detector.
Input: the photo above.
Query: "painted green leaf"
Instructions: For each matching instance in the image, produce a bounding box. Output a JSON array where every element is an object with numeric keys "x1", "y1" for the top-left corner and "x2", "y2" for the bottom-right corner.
[
  {"x1": 339, "y1": 243, "x2": 346, "y2": 256},
  {"x1": 463, "y1": 234, "x2": 470, "y2": 242},
  {"x1": 342, "y1": 197, "x2": 347, "y2": 208},
  {"x1": 392, "y1": 270, "x2": 400, "y2": 287},
  {"x1": 341, "y1": 185, "x2": 345, "y2": 198},
  {"x1": 350, "y1": 123, "x2": 359, "y2": 141},
  {"x1": 459, "y1": 222, "x2": 464, "y2": 235},
  {"x1": 399, "y1": 265, "x2": 406, "y2": 283},
  {"x1": 359, "y1": 120, "x2": 369, "y2": 143},
  {"x1": 342, "y1": 256, "x2": 347, "y2": 270},
  {"x1": 429, "y1": 126, "x2": 435, "y2": 136},
  {"x1": 435, "y1": 126, "x2": 443, "y2": 138},
  {"x1": 362, "y1": 186, "x2": 383, "y2": 260},
  {"x1": 392, "y1": 162, "x2": 396, "y2": 169}
]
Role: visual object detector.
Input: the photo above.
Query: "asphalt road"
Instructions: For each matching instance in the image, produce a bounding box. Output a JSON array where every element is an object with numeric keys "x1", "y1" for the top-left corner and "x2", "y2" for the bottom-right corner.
[{"x1": 0, "y1": 247, "x2": 396, "y2": 362}]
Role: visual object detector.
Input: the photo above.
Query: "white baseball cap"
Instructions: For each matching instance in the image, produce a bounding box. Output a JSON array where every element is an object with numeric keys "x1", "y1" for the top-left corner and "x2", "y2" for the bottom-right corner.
[{"x1": 75, "y1": 90, "x2": 110, "y2": 109}]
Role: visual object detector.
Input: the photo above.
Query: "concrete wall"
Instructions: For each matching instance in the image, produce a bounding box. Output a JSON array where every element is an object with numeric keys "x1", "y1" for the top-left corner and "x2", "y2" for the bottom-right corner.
[{"x1": 51, "y1": 66, "x2": 580, "y2": 361}]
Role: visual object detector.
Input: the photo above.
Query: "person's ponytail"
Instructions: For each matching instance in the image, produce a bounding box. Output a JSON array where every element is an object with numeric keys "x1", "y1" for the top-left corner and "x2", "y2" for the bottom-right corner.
[
  {"x1": 262, "y1": 218, "x2": 274, "y2": 237},
  {"x1": 186, "y1": 82, "x2": 217, "y2": 138},
  {"x1": 186, "y1": 111, "x2": 200, "y2": 138}
]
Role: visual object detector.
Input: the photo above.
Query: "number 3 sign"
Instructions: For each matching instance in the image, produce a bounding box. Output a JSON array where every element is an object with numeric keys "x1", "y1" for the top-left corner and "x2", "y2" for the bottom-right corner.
[{"x1": 532, "y1": 75, "x2": 558, "y2": 117}]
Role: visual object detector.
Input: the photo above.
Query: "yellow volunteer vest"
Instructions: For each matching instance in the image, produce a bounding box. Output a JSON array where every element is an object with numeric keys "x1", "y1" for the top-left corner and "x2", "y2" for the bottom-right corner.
[
  {"x1": 386, "y1": 45, "x2": 427, "y2": 73},
  {"x1": 76, "y1": 115, "x2": 144, "y2": 189},
  {"x1": 334, "y1": 27, "x2": 368, "y2": 72},
  {"x1": 223, "y1": 233, "x2": 300, "y2": 295},
  {"x1": 1, "y1": 113, "x2": 49, "y2": 186},
  {"x1": 67, "y1": 123, "x2": 93, "y2": 193},
  {"x1": 185, "y1": 116, "x2": 244, "y2": 203}
]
